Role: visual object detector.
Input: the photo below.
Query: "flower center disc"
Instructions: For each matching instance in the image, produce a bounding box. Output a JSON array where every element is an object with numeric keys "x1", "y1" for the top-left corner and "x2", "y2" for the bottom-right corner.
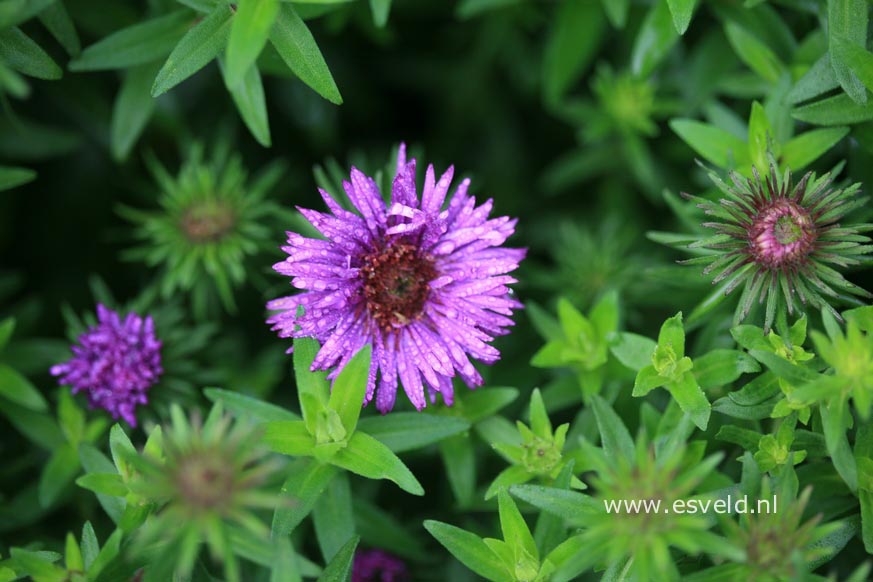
[
  {"x1": 180, "y1": 202, "x2": 236, "y2": 243},
  {"x1": 361, "y1": 243, "x2": 437, "y2": 331},
  {"x1": 748, "y1": 200, "x2": 816, "y2": 268}
]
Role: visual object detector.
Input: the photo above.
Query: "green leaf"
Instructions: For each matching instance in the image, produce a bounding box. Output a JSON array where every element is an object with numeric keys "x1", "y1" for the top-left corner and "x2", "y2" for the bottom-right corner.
[
  {"x1": 57, "y1": 389, "x2": 85, "y2": 444},
  {"x1": 64, "y1": 532, "x2": 84, "y2": 572},
  {"x1": 547, "y1": 535, "x2": 598, "y2": 582},
  {"x1": 748, "y1": 101, "x2": 773, "y2": 172},
  {"x1": 0, "y1": 363, "x2": 47, "y2": 411},
  {"x1": 369, "y1": 0, "x2": 391, "y2": 27},
  {"x1": 69, "y1": 11, "x2": 193, "y2": 71},
  {"x1": 331, "y1": 431, "x2": 424, "y2": 495},
  {"x1": 666, "y1": 0, "x2": 698, "y2": 35},
  {"x1": 458, "y1": 387, "x2": 519, "y2": 423},
  {"x1": 313, "y1": 473, "x2": 355, "y2": 561},
  {"x1": 263, "y1": 420, "x2": 317, "y2": 456},
  {"x1": 226, "y1": 0, "x2": 279, "y2": 87},
  {"x1": 609, "y1": 332, "x2": 656, "y2": 371},
  {"x1": 108, "y1": 423, "x2": 136, "y2": 478},
  {"x1": 269, "y1": 4, "x2": 342, "y2": 104},
  {"x1": 78, "y1": 444, "x2": 124, "y2": 523},
  {"x1": 828, "y1": 0, "x2": 868, "y2": 103},
  {"x1": 724, "y1": 21, "x2": 784, "y2": 83},
  {"x1": 821, "y1": 399, "x2": 858, "y2": 491},
  {"x1": 152, "y1": 5, "x2": 234, "y2": 97},
  {"x1": 316, "y1": 535, "x2": 359, "y2": 582},
  {"x1": 0, "y1": 166, "x2": 35, "y2": 191},
  {"x1": 788, "y1": 54, "x2": 839, "y2": 105},
  {"x1": 223, "y1": 60, "x2": 271, "y2": 147},
  {"x1": 542, "y1": 0, "x2": 604, "y2": 104},
  {"x1": 270, "y1": 538, "x2": 302, "y2": 582},
  {"x1": 439, "y1": 433, "x2": 476, "y2": 508},
  {"x1": 9, "y1": 549, "x2": 65, "y2": 581},
  {"x1": 0, "y1": 27, "x2": 61, "y2": 80},
  {"x1": 38, "y1": 443, "x2": 80, "y2": 507},
  {"x1": 80, "y1": 522, "x2": 99, "y2": 570},
  {"x1": 38, "y1": 2, "x2": 80, "y2": 57},
  {"x1": 357, "y1": 412, "x2": 470, "y2": 452},
  {"x1": 670, "y1": 119, "x2": 750, "y2": 169},
  {"x1": 747, "y1": 350, "x2": 819, "y2": 384},
  {"x1": 667, "y1": 373, "x2": 711, "y2": 430},
  {"x1": 0, "y1": 318, "x2": 13, "y2": 352},
  {"x1": 76, "y1": 472, "x2": 128, "y2": 497},
  {"x1": 793, "y1": 93, "x2": 873, "y2": 125},
  {"x1": 600, "y1": 0, "x2": 628, "y2": 28},
  {"x1": 590, "y1": 394, "x2": 634, "y2": 463},
  {"x1": 205, "y1": 387, "x2": 299, "y2": 422},
  {"x1": 781, "y1": 127, "x2": 849, "y2": 170},
  {"x1": 509, "y1": 484, "x2": 600, "y2": 527},
  {"x1": 88, "y1": 529, "x2": 121, "y2": 579},
  {"x1": 353, "y1": 498, "x2": 428, "y2": 561},
  {"x1": 327, "y1": 345, "x2": 371, "y2": 434},
  {"x1": 424, "y1": 521, "x2": 510, "y2": 582},
  {"x1": 693, "y1": 349, "x2": 759, "y2": 390},
  {"x1": 110, "y1": 63, "x2": 160, "y2": 162},
  {"x1": 272, "y1": 458, "x2": 337, "y2": 537},
  {"x1": 294, "y1": 337, "x2": 329, "y2": 431},
  {"x1": 631, "y1": 0, "x2": 679, "y2": 77},
  {"x1": 498, "y1": 490, "x2": 538, "y2": 561}
]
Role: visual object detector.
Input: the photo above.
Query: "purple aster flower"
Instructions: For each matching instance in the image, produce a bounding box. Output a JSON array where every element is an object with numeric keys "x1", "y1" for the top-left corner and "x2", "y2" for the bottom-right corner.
[
  {"x1": 266, "y1": 144, "x2": 525, "y2": 412},
  {"x1": 352, "y1": 549, "x2": 409, "y2": 582},
  {"x1": 51, "y1": 304, "x2": 163, "y2": 427}
]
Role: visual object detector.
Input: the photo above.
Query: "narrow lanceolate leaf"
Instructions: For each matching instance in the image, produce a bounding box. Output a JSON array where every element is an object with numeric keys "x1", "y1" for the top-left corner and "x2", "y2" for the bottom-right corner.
[
  {"x1": 498, "y1": 490, "x2": 538, "y2": 561},
  {"x1": 316, "y1": 535, "x2": 359, "y2": 582},
  {"x1": 509, "y1": 484, "x2": 600, "y2": 526},
  {"x1": 590, "y1": 394, "x2": 634, "y2": 463},
  {"x1": 38, "y1": 2, "x2": 80, "y2": 57},
  {"x1": 222, "y1": 58, "x2": 271, "y2": 147},
  {"x1": 832, "y1": 35, "x2": 873, "y2": 95},
  {"x1": 270, "y1": 4, "x2": 342, "y2": 104},
  {"x1": 205, "y1": 387, "x2": 299, "y2": 422},
  {"x1": 272, "y1": 459, "x2": 337, "y2": 537},
  {"x1": 327, "y1": 344, "x2": 371, "y2": 434},
  {"x1": 0, "y1": 363, "x2": 47, "y2": 411},
  {"x1": 666, "y1": 0, "x2": 697, "y2": 34},
  {"x1": 632, "y1": 0, "x2": 679, "y2": 77},
  {"x1": 225, "y1": 0, "x2": 279, "y2": 88},
  {"x1": 312, "y1": 473, "x2": 355, "y2": 561},
  {"x1": 263, "y1": 420, "x2": 317, "y2": 456},
  {"x1": 69, "y1": 11, "x2": 193, "y2": 71},
  {"x1": 111, "y1": 63, "x2": 160, "y2": 162},
  {"x1": 370, "y1": 0, "x2": 392, "y2": 27},
  {"x1": 424, "y1": 521, "x2": 510, "y2": 582},
  {"x1": 152, "y1": 5, "x2": 234, "y2": 97},
  {"x1": 357, "y1": 412, "x2": 470, "y2": 453},
  {"x1": 828, "y1": 0, "x2": 868, "y2": 103},
  {"x1": 542, "y1": 0, "x2": 605, "y2": 104},
  {"x1": 38, "y1": 443, "x2": 80, "y2": 507},
  {"x1": 670, "y1": 119, "x2": 751, "y2": 169},
  {"x1": 781, "y1": 127, "x2": 849, "y2": 170},
  {"x1": 331, "y1": 431, "x2": 424, "y2": 495},
  {"x1": 0, "y1": 28, "x2": 62, "y2": 79},
  {"x1": 793, "y1": 93, "x2": 873, "y2": 125}
]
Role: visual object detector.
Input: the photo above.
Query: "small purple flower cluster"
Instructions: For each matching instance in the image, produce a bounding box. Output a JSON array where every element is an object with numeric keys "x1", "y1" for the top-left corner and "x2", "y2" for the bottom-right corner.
[
  {"x1": 51, "y1": 304, "x2": 162, "y2": 426},
  {"x1": 352, "y1": 549, "x2": 409, "y2": 582}
]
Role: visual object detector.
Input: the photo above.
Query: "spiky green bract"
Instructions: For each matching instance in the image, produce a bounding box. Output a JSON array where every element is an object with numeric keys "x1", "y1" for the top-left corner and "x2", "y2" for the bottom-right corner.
[
  {"x1": 120, "y1": 142, "x2": 285, "y2": 316},
  {"x1": 128, "y1": 403, "x2": 283, "y2": 582},
  {"x1": 684, "y1": 162, "x2": 873, "y2": 331},
  {"x1": 718, "y1": 481, "x2": 843, "y2": 582},
  {"x1": 573, "y1": 399, "x2": 732, "y2": 581}
]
